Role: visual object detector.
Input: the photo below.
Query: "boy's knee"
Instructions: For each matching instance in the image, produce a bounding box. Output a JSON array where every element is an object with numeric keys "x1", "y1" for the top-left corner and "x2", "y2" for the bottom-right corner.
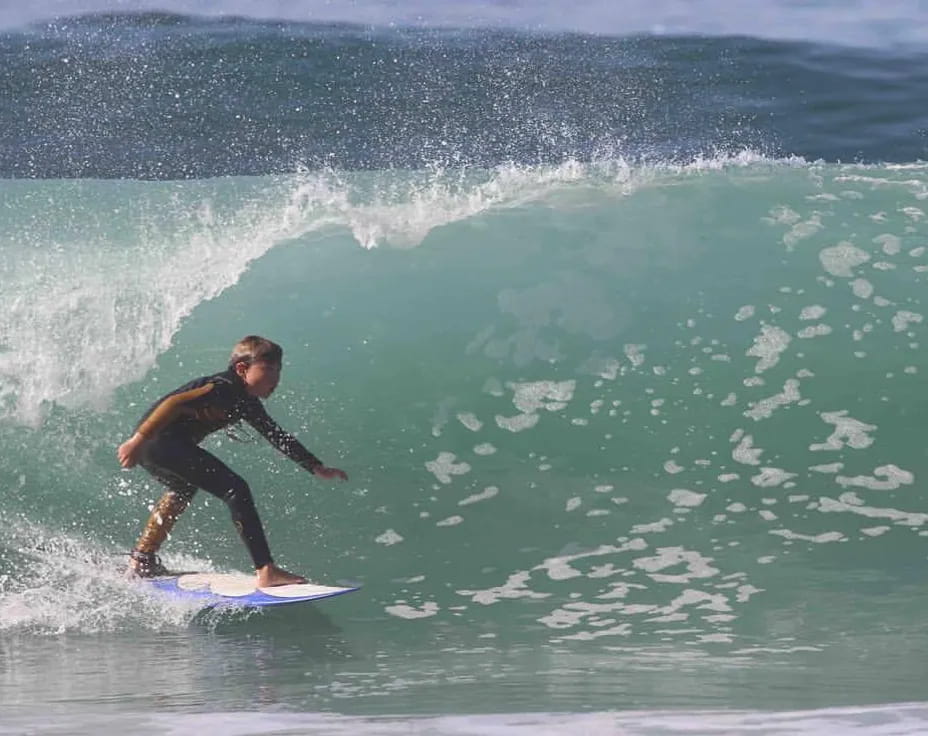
[{"x1": 222, "y1": 474, "x2": 251, "y2": 503}]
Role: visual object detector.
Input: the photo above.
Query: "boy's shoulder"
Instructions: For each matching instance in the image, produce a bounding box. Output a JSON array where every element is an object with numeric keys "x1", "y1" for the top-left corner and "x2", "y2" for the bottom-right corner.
[{"x1": 168, "y1": 368, "x2": 240, "y2": 400}]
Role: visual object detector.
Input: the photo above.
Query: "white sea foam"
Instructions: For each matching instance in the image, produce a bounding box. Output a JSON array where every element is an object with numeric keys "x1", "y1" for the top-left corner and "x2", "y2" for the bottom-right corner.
[
  {"x1": 425, "y1": 452, "x2": 472, "y2": 484},
  {"x1": 819, "y1": 242, "x2": 870, "y2": 278},
  {"x1": 744, "y1": 379, "x2": 801, "y2": 421},
  {"x1": 632, "y1": 547, "x2": 719, "y2": 583},
  {"x1": 810, "y1": 411, "x2": 876, "y2": 451},
  {"x1": 875, "y1": 234, "x2": 902, "y2": 255},
  {"x1": 751, "y1": 467, "x2": 797, "y2": 488},
  {"x1": 385, "y1": 601, "x2": 439, "y2": 619},
  {"x1": 799, "y1": 305, "x2": 826, "y2": 320},
  {"x1": 375, "y1": 529, "x2": 405, "y2": 546},
  {"x1": 667, "y1": 489, "x2": 706, "y2": 507},
  {"x1": 0, "y1": 520, "x2": 225, "y2": 634},
  {"x1": 746, "y1": 325, "x2": 791, "y2": 373},
  {"x1": 797, "y1": 324, "x2": 832, "y2": 339},
  {"x1": 459, "y1": 486, "x2": 499, "y2": 506},
  {"x1": 851, "y1": 279, "x2": 873, "y2": 299},
  {"x1": 818, "y1": 496, "x2": 928, "y2": 527},
  {"x1": 734, "y1": 305, "x2": 755, "y2": 321},
  {"x1": 731, "y1": 431, "x2": 763, "y2": 466},
  {"x1": 495, "y1": 413, "x2": 541, "y2": 432},
  {"x1": 835, "y1": 465, "x2": 914, "y2": 491},
  {"x1": 457, "y1": 412, "x2": 483, "y2": 431},
  {"x1": 893, "y1": 310, "x2": 923, "y2": 332},
  {"x1": 457, "y1": 571, "x2": 550, "y2": 606},
  {"x1": 631, "y1": 518, "x2": 674, "y2": 534},
  {"x1": 770, "y1": 529, "x2": 846, "y2": 543}
]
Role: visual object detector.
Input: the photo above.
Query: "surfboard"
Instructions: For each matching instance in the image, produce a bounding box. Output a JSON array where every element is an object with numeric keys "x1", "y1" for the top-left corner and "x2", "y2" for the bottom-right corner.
[{"x1": 143, "y1": 572, "x2": 359, "y2": 608}]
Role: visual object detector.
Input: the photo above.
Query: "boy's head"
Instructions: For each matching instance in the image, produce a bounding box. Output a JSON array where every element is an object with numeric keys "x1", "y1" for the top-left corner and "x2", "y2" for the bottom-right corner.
[{"x1": 229, "y1": 335, "x2": 283, "y2": 399}]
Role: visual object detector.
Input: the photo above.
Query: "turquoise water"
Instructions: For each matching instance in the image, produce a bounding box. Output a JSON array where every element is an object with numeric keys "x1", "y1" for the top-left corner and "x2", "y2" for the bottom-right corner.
[{"x1": 3, "y1": 159, "x2": 928, "y2": 731}]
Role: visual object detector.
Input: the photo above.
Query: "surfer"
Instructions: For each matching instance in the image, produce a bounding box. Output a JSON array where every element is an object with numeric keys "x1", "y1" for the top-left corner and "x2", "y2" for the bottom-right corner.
[{"x1": 117, "y1": 335, "x2": 347, "y2": 587}]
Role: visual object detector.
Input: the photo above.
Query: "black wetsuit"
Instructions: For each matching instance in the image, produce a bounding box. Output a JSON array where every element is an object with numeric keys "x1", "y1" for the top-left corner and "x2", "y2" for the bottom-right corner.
[{"x1": 134, "y1": 367, "x2": 321, "y2": 569}]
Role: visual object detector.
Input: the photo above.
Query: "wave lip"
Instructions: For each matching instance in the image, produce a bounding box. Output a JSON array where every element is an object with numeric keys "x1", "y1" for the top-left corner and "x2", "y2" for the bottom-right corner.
[
  {"x1": 0, "y1": 152, "x2": 895, "y2": 427},
  {"x1": 0, "y1": 173, "x2": 348, "y2": 426}
]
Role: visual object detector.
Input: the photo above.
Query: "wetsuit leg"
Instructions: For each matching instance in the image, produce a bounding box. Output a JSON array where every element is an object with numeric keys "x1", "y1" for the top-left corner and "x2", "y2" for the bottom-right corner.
[
  {"x1": 133, "y1": 491, "x2": 190, "y2": 560},
  {"x1": 141, "y1": 438, "x2": 274, "y2": 569}
]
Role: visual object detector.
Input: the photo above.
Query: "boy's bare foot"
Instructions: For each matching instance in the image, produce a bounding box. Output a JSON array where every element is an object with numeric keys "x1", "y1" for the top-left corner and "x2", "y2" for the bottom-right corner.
[{"x1": 256, "y1": 563, "x2": 307, "y2": 587}]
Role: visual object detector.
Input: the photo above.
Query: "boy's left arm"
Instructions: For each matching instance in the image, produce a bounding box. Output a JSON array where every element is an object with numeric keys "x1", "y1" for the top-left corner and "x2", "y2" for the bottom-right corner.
[{"x1": 244, "y1": 400, "x2": 348, "y2": 481}]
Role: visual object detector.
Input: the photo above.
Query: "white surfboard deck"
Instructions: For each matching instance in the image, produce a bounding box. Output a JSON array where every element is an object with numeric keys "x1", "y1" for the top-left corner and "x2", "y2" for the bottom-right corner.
[{"x1": 144, "y1": 572, "x2": 359, "y2": 608}]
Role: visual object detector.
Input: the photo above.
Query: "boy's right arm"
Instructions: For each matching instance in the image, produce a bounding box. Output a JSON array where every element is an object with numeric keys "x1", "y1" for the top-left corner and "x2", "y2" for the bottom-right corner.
[
  {"x1": 244, "y1": 400, "x2": 347, "y2": 481},
  {"x1": 117, "y1": 433, "x2": 146, "y2": 468}
]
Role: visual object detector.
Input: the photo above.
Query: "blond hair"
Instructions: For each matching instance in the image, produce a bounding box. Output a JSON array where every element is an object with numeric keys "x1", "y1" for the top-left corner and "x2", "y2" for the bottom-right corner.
[{"x1": 228, "y1": 335, "x2": 283, "y2": 367}]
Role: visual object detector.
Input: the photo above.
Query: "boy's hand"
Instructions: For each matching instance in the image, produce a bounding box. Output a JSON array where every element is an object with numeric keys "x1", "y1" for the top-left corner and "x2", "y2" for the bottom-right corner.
[
  {"x1": 313, "y1": 466, "x2": 348, "y2": 481},
  {"x1": 117, "y1": 433, "x2": 146, "y2": 469}
]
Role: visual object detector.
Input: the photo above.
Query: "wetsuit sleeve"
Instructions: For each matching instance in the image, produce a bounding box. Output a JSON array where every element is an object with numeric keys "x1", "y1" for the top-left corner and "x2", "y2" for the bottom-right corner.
[
  {"x1": 242, "y1": 400, "x2": 324, "y2": 474},
  {"x1": 136, "y1": 383, "x2": 216, "y2": 438}
]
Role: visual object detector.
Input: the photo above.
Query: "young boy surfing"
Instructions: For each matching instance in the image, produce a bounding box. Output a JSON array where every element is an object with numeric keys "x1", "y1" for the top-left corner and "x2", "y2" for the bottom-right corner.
[{"x1": 117, "y1": 335, "x2": 347, "y2": 587}]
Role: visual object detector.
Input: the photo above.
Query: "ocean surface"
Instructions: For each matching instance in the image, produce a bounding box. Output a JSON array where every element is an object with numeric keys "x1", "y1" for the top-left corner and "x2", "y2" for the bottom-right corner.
[{"x1": 3, "y1": 3, "x2": 928, "y2": 734}]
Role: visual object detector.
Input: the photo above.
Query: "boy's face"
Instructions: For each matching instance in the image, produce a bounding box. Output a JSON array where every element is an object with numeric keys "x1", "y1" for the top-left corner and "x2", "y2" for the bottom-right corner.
[{"x1": 237, "y1": 360, "x2": 281, "y2": 399}]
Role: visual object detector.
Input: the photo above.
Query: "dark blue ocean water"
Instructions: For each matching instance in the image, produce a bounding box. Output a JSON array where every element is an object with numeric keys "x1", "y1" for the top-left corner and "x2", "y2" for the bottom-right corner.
[{"x1": 2, "y1": 10, "x2": 928, "y2": 179}]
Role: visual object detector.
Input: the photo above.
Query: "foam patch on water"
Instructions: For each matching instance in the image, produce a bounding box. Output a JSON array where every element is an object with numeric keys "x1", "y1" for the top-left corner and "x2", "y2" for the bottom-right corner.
[
  {"x1": 770, "y1": 529, "x2": 846, "y2": 544},
  {"x1": 797, "y1": 324, "x2": 832, "y2": 339},
  {"x1": 375, "y1": 529, "x2": 405, "y2": 546},
  {"x1": 456, "y1": 412, "x2": 483, "y2": 431},
  {"x1": 835, "y1": 465, "x2": 914, "y2": 491},
  {"x1": 892, "y1": 310, "x2": 923, "y2": 332},
  {"x1": 751, "y1": 468, "x2": 798, "y2": 488},
  {"x1": 385, "y1": 601, "x2": 439, "y2": 620},
  {"x1": 782, "y1": 214, "x2": 824, "y2": 249},
  {"x1": 852, "y1": 278, "x2": 875, "y2": 299},
  {"x1": 425, "y1": 452, "x2": 472, "y2": 484},
  {"x1": 818, "y1": 497, "x2": 928, "y2": 527},
  {"x1": 819, "y1": 242, "x2": 870, "y2": 278},
  {"x1": 731, "y1": 431, "x2": 763, "y2": 466},
  {"x1": 810, "y1": 411, "x2": 876, "y2": 451},
  {"x1": 744, "y1": 379, "x2": 801, "y2": 421},
  {"x1": 631, "y1": 518, "x2": 674, "y2": 534},
  {"x1": 667, "y1": 489, "x2": 706, "y2": 508},
  {"x1": 632, "y1": 547, "x2": 720, "y2": 583},
  {"x1": 458, "y1": 571, "x2": 551, "y2": 606},
  {"x1": 509, "y1": 380, "x2": 576, "y2": 413},
  {"x1": 734, "y1": 305, "x2": 755, "y2": 321},
  {"x1": 800, "y1": 305, "x2": 827, "y2": 320},
  {"x1": 495, "y1": 413, "x2": 541, "y2": 432},
  {"x1": 459, "y1": 486, "x2": 499, "y2": 506},
  {"x1": 746, "y1": 325, "x2": 791, "y2": 373}
]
